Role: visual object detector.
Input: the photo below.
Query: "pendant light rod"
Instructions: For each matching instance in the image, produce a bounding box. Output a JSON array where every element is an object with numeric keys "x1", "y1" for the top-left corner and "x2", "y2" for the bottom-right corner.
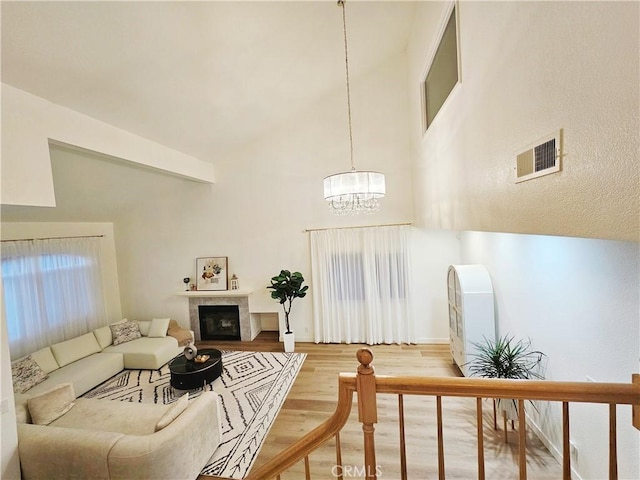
[
  {"x1": 323, "y1": 0, "x2": 386, "y2": 215},
  {"x1": 339, "y1": 0, "x2": 355, "y2": 171}
]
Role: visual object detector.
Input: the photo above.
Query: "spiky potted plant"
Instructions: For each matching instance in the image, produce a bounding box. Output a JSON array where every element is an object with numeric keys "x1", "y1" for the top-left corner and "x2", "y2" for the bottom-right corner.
[
  {"x1": 466, "y1": 335, "x2": 546, "y2": 427},
  {"x1": 267, "y1": 270, "x2": 308, "y2": 352}
]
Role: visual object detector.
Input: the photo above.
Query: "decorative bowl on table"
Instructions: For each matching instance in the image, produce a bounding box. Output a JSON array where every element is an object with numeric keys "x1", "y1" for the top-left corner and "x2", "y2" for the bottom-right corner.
[{"x1": 194, "y1": 354, "x2": 210, "y2": 364}]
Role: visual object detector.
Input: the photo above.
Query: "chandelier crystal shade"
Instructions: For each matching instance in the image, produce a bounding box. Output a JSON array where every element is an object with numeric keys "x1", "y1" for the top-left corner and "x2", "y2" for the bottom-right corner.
[
  {"x1": 324, "y1": 0, "x2": 386, "y2": 215},
  {"x1": 323, "y1": 169, "x2": 385, "y2": 214}
]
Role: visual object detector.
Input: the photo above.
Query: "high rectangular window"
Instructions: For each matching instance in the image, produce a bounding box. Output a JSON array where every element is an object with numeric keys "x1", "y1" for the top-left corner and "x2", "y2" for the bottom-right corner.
[{"x1": 423, "y1": 6, "x2": 459, "y2": 131}]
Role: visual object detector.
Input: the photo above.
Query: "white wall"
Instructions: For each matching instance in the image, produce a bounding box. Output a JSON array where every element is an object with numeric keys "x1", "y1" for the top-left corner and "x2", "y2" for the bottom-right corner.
[
  {"x1": 407, "y1": 1, "x2": 639, "y2": 242},
  {"x1": 1, "y1": 277, "x2": 20, "y2": 479},
  {"x1": 460, "y1": 231, "x2": 639, "y2": 479},
  {"x1": 1, "y1": 223, "x2": 123, "y2": 324},
  {"x1": 1, "y1": 84, "x2": 215, "y2": 208},
  {"x1": 114, "y1": 51, "x2": 416, "y2": 340},
  {"x1": 410, "y1": 228, "x2": 460, "y2": 343},
  {"x1": 407, "y1": 3, "x2": 640, "y2": 478}
]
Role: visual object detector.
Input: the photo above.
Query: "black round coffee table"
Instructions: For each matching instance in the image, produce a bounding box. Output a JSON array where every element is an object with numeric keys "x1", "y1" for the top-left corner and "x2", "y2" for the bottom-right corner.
[{"x1": 168, "y1": 348, "x2": 223, "y2": 390}]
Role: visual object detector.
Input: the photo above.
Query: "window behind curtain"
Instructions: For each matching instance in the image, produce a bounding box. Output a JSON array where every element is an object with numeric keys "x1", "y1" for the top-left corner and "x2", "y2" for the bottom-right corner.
[
  {"x1": 311, "y1": 225, "x2": 413, "y2": 345},
  {"x1": 2, "y1": 237, "x2": 107, "y2": 360},
  {"x1": 331, "y1": 252, "x2": 408, "y2": 301}
]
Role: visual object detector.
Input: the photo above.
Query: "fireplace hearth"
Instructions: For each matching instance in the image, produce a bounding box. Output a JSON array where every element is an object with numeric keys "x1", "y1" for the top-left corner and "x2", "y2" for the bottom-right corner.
[{"x1": 199, "y1": 305, "x2": 241, "y2": 341}]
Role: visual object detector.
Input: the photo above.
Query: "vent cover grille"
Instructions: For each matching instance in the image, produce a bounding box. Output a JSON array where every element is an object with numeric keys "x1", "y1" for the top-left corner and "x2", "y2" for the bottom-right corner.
[
  {"x1": 516, "y1": 149, "x2": 534, "y2": 177},
  {"x1": 515, "y1": 130, "x2": 561, "y2": 183}
]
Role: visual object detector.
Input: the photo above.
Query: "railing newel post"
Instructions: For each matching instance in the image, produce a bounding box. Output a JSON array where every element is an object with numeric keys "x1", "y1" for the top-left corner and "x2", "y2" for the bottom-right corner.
[{"x1": 356, "y1": 348, "x2": 378, "y2": 480}]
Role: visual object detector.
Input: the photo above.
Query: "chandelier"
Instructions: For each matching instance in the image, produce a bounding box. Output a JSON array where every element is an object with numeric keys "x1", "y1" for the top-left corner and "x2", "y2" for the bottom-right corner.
[{"x1": 323, "y1": 0, "x2": 385, "y2": 215}]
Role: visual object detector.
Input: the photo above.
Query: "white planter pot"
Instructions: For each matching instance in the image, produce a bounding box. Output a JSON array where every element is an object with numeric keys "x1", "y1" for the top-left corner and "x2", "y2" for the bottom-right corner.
[
  {"x1": 498, "y1": 398, "x2": 519, "y2": 421},
  {"x1": 283, "y1": 332, "x2": 295, "y2": 353}
]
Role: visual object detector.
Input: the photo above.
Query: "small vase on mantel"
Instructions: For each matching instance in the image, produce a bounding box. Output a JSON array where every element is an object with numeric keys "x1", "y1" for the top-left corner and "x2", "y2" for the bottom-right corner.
[{"x1": 283, "y1": 331, "x2": 295, "y2": 353}]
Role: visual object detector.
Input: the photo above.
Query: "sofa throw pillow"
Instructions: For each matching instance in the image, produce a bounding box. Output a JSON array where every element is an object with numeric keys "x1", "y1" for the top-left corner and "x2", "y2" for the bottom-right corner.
[
  {"x1": 30, "y1": 347, "x2": 60, "y2": 374},
  {"x1": 155, "y1": 393, "x2": 189, "y2": 432},
  {"x1": 110, "y1": 320, "x2": 142, "y2": 346},
  {"x1": 93, "y1": 325, "x2": 113, "y2": 350},
  {"x1": 99, "y1": 317, "x2": 129, "y2": 347},
  {"x1": 148, "y1": 318, "x2": 171, "y2": 338},
  {"x1": 50, "y1": 333, "x2": 102, "y2": 367},
  {"x1": 137, "y1": 320, "x2": 151, "y2": 337},
  {"x1": 27, "y1": 383, "x2": 75, "y2": 425},
  {"x1": 11, "y1": 355, "x2": 48, "y2": 394}
]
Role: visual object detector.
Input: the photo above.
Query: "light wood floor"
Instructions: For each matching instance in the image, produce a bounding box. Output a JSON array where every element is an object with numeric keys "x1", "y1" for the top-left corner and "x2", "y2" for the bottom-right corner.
[{"x1": 199, "y1": 332, "x2": 561, "y2": 479}]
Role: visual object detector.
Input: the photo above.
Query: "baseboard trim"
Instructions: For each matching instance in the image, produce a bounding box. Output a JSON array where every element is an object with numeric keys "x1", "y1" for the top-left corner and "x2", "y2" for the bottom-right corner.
[
  {"x1": 526, "y1": 414, "x2": 583, "y2": 480},
  {"x1": 414, "y1": 337, "x2": 449, "y2": 345}
]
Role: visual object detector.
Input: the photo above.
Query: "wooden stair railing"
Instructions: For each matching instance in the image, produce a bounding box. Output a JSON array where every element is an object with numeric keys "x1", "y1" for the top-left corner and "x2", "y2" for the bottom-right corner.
[
  {"x1": 232, "y1": 349, "x2": 640, "y2": 480},
  {"x1": 243, "y1": 372, "x2": 357, "y2": 480}
]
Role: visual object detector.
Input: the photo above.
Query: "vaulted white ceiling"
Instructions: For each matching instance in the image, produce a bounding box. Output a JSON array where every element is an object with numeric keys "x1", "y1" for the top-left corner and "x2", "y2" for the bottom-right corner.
[{"x1": 2, "y1": 1, "x2": 416, "y2": 164}]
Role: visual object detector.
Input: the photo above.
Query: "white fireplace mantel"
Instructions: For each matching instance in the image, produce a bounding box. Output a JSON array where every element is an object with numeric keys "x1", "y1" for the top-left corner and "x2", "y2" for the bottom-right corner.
[
  {"x1": 176, "y1": 289, "x2": 263, "y2": 342},
  {"x1": 175, "y1": 289, "x2": 253, "y2": 298}
]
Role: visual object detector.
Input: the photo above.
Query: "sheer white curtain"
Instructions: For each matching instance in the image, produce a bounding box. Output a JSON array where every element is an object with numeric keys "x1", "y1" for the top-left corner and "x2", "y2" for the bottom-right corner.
[
  {"x1": 2, "y1": 237, "x2": 107, "y2": 359},
  {"x1": 311, "y1": 225, "x2": 413, "y2": 345}
]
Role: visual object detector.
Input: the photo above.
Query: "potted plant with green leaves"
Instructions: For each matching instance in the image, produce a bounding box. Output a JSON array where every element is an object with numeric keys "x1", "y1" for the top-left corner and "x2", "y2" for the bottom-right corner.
[
  {"x1": 465, "y1": 335, "x2": 546, "y2": 437},
  {"x1": 267, "y1": 270, "x2": 308, "y2": 352}
]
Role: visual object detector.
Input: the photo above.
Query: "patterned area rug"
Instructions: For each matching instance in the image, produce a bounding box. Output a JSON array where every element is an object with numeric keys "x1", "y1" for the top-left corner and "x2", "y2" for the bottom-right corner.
[{"x1": 83, "y1": 350, "x2": 306, "y2": 478}]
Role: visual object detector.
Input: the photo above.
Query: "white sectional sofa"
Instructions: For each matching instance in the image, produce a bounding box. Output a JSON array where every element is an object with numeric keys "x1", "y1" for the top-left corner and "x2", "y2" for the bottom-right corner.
[
  {"x1": 11, "y1": 319, "x2": 219, "y2": 479},
  {"x1": 26, "y1": 332, "x2": 124, "y2": 399},
  {"x1": 13, "y1": 319, "x2": 192, "y2": 422},
  {"x1": 103, "y1": 336, "x2": 184, "y2": 370},
  {"x1": 17, "y1": 384, "x2": 222, "y2": 480}
]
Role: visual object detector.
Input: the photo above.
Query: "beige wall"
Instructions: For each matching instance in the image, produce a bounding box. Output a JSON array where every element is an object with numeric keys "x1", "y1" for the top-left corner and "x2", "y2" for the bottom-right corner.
[
  {"x1": 408, "y1": 1, "x2": 639, "y2": 242},
  {"x1": 461, "y1": 231, "x2": 639, "y2": 478},
  {"x1": 114, "y1": 51, "x2": 419, "y2": 340},
  {"x1": 1, "y1": 276, "x2": 20, "y2": 479},
  {"x1": 0, "y1": 48, "x2": 442, "y2": 346},
  {"x1": 1, "y1": 84, "x2": 215, "y2": 208},
  {"x1": 407, "y1": 3, "x2": 640, "y2": 478}
]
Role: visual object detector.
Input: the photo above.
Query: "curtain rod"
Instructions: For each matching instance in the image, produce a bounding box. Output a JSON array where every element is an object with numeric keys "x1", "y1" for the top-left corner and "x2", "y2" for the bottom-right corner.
[
  {"x1": 1, "y1": 235, "x2": 105, "y2": 243},
  {"x1": 302, "y1": 222, "x2": 412, "y2": 233}
]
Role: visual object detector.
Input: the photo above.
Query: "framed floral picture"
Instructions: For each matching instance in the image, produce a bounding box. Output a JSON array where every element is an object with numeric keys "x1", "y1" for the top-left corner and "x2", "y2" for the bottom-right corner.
[{"x1": 195, "y1": 257, "x2": 228, "y2": 291}]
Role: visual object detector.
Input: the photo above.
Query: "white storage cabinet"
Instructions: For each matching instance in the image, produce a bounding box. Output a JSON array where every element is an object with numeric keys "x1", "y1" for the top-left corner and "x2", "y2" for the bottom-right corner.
[{"x1": 447, "y1": 264, "x2": 496, "y2": 376}]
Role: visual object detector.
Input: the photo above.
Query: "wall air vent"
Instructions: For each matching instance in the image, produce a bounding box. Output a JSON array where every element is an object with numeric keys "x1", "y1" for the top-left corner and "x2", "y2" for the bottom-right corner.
[{"x1": 515, "y1": 130, "x2": 562, "y2": 183}]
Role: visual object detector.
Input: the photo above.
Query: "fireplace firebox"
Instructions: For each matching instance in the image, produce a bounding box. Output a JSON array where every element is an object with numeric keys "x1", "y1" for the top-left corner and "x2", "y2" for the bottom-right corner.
[{"x1": 199, "y1": 305, "x2": 241, "y2": 341}]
